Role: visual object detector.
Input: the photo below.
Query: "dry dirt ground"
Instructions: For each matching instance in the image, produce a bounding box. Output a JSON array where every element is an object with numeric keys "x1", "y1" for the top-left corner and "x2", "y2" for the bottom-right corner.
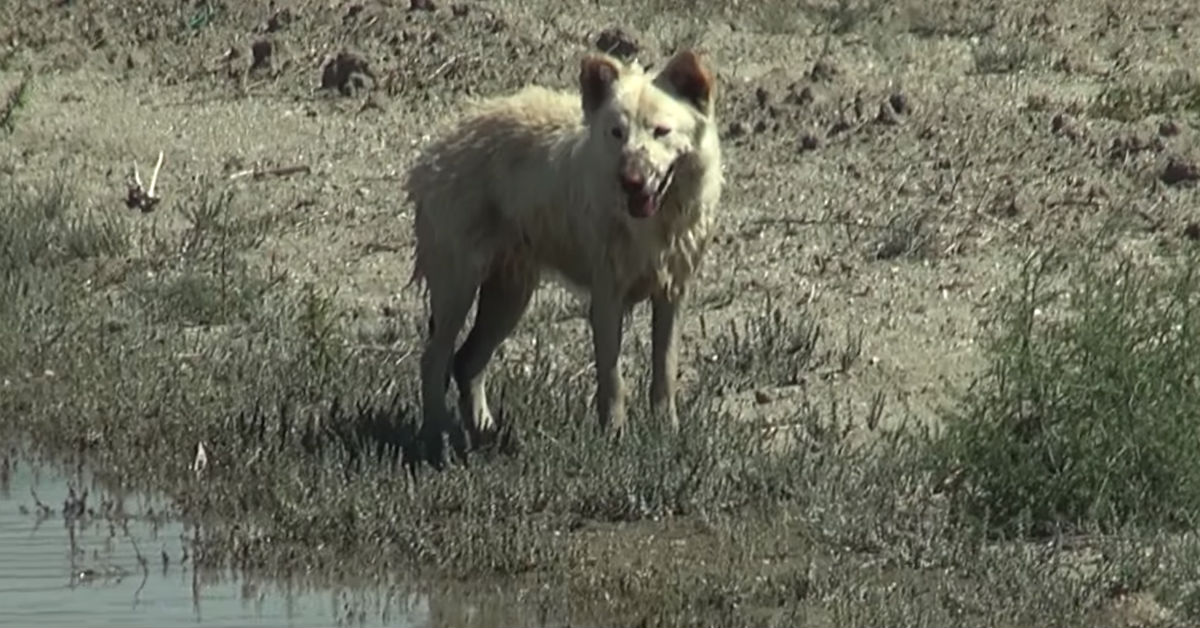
[
  {"x1": 4, "y1": 0, "x2": 1200, "y2": 625},
  {"x1": 4, "y1": 0, "x2": 1200, "y2": 427}
]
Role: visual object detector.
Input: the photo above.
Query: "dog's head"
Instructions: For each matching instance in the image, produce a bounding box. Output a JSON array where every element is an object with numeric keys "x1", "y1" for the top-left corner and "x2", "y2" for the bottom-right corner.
[{"x1": 579, "y1": 49, "x2": 717, "y2": 219}]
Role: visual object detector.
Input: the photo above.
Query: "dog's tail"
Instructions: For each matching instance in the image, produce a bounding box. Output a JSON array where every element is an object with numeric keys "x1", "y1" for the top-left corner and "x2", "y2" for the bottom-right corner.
[
  {"x1": 405, "y1": 228, "x2": 426, "y2": 290},
  {"x1": 406, "y1": 250, "x2": 424, "y2": 288},
  {"x1": 403, "y1": 168, "x2": 427, "y2": 290}
]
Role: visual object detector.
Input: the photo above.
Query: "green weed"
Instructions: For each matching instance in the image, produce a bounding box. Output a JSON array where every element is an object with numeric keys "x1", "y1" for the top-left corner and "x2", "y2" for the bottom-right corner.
[
  {"x1": 935, "y1": 239, "x2": 1200, "y2": 537},
  {"x1": 972, "y1": 37, "x2": 1047, "y2": 75},
  {"x1": 0, "y1": 73, "x2": 31, "y2": 134},
  {"x1": 1091, "y1": 75, "x2": 1200, "y2": 122}
]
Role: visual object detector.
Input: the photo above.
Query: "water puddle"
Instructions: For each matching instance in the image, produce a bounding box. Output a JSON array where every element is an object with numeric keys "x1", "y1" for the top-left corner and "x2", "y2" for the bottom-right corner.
[{"x1": 0, "y1": 455, "x2": 542, "y2": 627}]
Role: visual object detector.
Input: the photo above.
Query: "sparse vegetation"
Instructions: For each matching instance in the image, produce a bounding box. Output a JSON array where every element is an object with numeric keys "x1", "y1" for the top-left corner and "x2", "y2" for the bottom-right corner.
[
  {"x1": 935, "y1": 238, "x2": 1200, "y2": 537},
  {"x1": 5, "y1": 170, "x2": 1200, "y2": 626},
  {"x1": 873, "y1": 208, "x2": 935, "y2": 260},
  {"x1": 1090, "y1": 75, "x2": 1200, "y2": 122},
  {"x1": 902, "y1": 2, "x2": 996, "y2": 39},
  {"x1": 972, "y1": 37, "x2": 1047, "y2": 75},
  {"x1": 0, "y1": 73, "x2": 31, "y2": 134},
  {"x1": 1, "y1": 177, "x2": 126, "y2": 270}
]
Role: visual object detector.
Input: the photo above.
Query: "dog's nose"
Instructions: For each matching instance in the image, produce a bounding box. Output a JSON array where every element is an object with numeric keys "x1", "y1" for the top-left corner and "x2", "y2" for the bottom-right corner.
[{"x1": 619, "y1": 168, "x2": 645, "y2": 192}]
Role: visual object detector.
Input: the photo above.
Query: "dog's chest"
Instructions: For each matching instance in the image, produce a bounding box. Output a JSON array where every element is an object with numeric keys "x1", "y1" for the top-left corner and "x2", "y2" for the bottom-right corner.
[{"x1": 618, "y1": 218, "x2": 708, "y2": 303}]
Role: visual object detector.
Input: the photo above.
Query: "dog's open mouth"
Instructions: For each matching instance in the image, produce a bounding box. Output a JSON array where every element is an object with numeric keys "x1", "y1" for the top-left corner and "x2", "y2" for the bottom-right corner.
[{"x1": 624, "y1": 164, "x2": 676, "y2": 219}]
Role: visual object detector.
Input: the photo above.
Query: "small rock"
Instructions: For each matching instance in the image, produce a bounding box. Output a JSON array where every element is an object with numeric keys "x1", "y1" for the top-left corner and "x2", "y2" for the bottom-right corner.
[
  {"x1": 785, "y1": 83, "x2": 814, "y2": 106},
  {"x1": 343, "y1": 3, "x2": 365, "y2": 21},
  {"x1": 320, "y1": 51, "x2": 375, "y2": 96},
  {"x1": 410, "y1": 0, "x2": 435, "y2": 10},
  {"x1": 1183, "y1": 221, "x2": 1200, "y2": 241},
  {"x1": 799, "y1": 132, "x2": 821, "y2": 151},
  {"x1": 1109, "y1": 134, "x2": 1144, "y2": 160},
  {"x1": 754, "y1": 86, "x2": 770, "y2": 108},
  {"x1": 595, "y1": 27, "x2": 639, "y2": 60},
  {"x1": 810, "y1": 58, "x2": 837, "y2": 82},
  {"x1": 889, "y1": 92, "x2": 910, "y2": 115},
  {"x1": 1162, "y1": 156, "x2": 1200, "y2": 185},
  {"x1": 853, "y1": 92, "x2": 867, "y2": 120},
  {"x1": 1051, "y1": 113, "x2": 1082, "y2": 140},
  {"x1": 1159, "y1": 120, "x2": 1181, "y2": 137},
  {"x1": 828, "y1": 118, "x2": 851, "y2": 137},
  {"x1": 989, "y1": 188, "x2": 1026, "y2": 218},
  {"x1": 265, "y1": 7, "x2": 293, "y2": 32},
  {"x1": 250, "y1": 39, "x2": 273, "y2": 70},
  {"x1": 359, "y1": 95, "x2": 386, "y2": 114},
  {"x1": 876, "y1": 100, "x2": 902, "y2": 125},
  {"x1": 754, "y1": 389, "x2": 773, "y2": 405},
  {"x1": 753, "y1": 119, "x2": 768, "y2": 134},
  {"x1": 451, "y1": 3, "x2": 469, "y2": 16},
  {"x1": 1051, "y1": 113, "x2": 1068, "y2": 133}
]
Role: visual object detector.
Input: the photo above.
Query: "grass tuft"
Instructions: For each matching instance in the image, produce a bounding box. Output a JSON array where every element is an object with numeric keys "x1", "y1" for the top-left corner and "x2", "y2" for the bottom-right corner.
[
  {"x1": 1090, "y1": 74, "x2": 1200, "y2": 122},
  {"x1": 1, "y1": 73, "x2": 31, "y2": 134},
  {"x1": 1, "y1": 177, "x2": 127, "y2": 271},
  {"x1": 934, "y1": 239, "x2": 1200, "y2": 537}
]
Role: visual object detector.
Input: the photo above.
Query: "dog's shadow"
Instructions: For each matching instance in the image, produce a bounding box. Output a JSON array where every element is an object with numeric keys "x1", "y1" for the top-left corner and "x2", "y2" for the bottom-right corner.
[{"x1": 267, "y1": 391, "x2": 523, "y2": 479}]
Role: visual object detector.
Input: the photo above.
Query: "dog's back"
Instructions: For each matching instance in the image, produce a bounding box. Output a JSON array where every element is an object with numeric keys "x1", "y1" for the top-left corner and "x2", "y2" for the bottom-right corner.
[{"x1": 405, "y1": 86, "x2": 592, "y2": 286}]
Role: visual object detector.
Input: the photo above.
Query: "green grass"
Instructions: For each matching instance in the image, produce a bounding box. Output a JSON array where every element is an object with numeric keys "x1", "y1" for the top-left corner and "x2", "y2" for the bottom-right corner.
[
  {"x1": 1090, "y1": 74, "x2": 1200, "y2": 122},
  {"x1": 6, "y1": 176, "x2": 1200, "y2": 626},
  {"x1": 1, "y1": 177, "x2": 126, "y2": 270},
  {"x1": 0, "y1": 73, "x2": 31, "y2": 134},
  {"x1": 935, "y1": 237, "x2": 1200, "y2": 537},
  {"x1": 972, "y1": 37, "x2": 1048, "y2": 75}
]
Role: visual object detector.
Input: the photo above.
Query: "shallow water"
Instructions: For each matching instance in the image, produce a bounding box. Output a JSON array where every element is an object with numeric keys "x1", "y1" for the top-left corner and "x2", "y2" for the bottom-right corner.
[{"x1": 0, "y1": 457, "x2": 542, "y2": 627}]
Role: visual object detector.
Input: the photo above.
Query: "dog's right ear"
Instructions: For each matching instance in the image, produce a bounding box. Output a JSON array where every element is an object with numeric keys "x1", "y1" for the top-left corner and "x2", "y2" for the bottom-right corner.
[
  {"x1": 580, "y1": 54, "x2": 620, "y2": 113},
  {"x1": 655, "y1": 49, "x2": 715, "y2": 114}
]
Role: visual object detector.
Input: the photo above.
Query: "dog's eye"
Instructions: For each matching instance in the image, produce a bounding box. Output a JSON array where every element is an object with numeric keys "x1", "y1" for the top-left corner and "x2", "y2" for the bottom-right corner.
[
  {"x1": 611, "y1": 126, "x2": 625, "y2": 140},
  {"x1": 653, "y1": 125, "x2": 672, "y2": 138}
]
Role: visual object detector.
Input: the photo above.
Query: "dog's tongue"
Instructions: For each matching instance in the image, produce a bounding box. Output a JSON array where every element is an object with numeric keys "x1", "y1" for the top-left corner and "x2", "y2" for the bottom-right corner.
[{"x1": 629, "y1": 192, "x2": 657, "y2": 218}]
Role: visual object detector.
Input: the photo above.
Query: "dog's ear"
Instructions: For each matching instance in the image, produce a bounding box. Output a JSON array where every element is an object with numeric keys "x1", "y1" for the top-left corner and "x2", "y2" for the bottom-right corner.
[
  {"x1": 580, "y1": 54, "x2": 620, "y2": 113},
  {"x1": 655, "y1": 50, "x2": 715, "y2": 113}
]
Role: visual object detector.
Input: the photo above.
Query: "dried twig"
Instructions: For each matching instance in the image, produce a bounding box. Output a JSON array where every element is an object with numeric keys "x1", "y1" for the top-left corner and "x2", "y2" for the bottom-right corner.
[
  {"x1": 125, "y1": 151, "x2": 164, "y2": 213},
  {"x1": 228, "y1": 164, "x2": 311, "y2": 181},
  {"x1": 1, "y1": 74, "x2": 32, "y2": 134},
  {"x1": 192, "y1": 441, "x2": 209, "y2": 478}
]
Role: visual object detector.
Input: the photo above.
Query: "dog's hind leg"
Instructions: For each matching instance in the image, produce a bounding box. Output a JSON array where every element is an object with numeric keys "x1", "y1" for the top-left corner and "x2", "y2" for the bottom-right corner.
[
  {"x1": 453, "y1": 258, "x2": 536, "y2": 448},
  {"x1": 426, "y1": 314, "x2": 453, "y2": 392},
  {"x1": 419, "y1": 259, "x2": 480, "y2": 466}
]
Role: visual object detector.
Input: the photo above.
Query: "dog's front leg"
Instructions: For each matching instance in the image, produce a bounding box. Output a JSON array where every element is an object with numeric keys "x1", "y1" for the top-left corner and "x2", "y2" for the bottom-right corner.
[
  {"x1": 650, "y1": 291, "x2": 682, "y2": 430},
  {"x1": 589, "y1": 288, "x2": 628, "y2": 434}
]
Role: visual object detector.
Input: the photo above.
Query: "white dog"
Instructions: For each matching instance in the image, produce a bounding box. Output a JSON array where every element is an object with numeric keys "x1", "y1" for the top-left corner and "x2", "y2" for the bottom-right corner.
[{"x1": 405, "y1": 49, "x2": 723, "y2": 461}]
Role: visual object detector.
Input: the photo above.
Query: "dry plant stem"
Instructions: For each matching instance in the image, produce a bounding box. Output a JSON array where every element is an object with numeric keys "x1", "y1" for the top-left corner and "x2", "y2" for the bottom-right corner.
[
  {"x1": 228, "y1": 164, "x2": 311, "y2": 180},
  {"x1": 125, "y1": 150, "x2": 165, "y2": 213}
]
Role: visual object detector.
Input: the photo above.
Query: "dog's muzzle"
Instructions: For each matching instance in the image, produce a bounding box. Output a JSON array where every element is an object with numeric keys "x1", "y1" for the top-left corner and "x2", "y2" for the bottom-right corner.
[{"x1": 619, "y1": 161, "x2": 677, "y2": 219}]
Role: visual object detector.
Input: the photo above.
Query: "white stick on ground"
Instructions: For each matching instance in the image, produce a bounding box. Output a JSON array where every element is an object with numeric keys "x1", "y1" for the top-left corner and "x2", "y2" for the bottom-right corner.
[{"x1": 126, "y1": 150, "x2": 164, "y2": 213}]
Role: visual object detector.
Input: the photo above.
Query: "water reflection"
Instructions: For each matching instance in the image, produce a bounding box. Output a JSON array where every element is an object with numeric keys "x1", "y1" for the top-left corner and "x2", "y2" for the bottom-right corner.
[{"x1": 0, "y1": 455, "x2": 551, "y2": 627}]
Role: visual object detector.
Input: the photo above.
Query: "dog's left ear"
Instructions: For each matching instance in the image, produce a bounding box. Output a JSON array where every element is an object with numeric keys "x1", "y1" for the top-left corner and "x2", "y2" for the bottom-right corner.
[
  {"x1": 580, "y1": 54, "x2": 621, "y2": 114},
  {"x1": 655, "y1": 50, "x2": 715, "y2": 114}
]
